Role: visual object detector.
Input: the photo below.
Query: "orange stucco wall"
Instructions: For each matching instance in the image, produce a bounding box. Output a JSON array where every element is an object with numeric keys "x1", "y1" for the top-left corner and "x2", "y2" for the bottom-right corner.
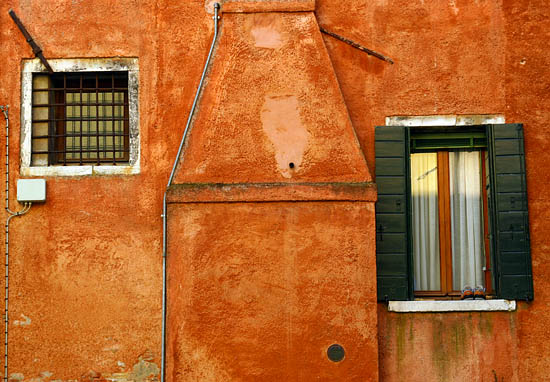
[
  {"x1": 316, "y1": 0, "x2": 549, "y2": 381},
  {"x1": 0, "y1": 0, "x2": 549, "y2": 381},
  {"x1": 165, "y1": 5, "x2": 377, "y2": 380},
  {"x1": 166, "y1": 202, "x2": 377, "y2": 381},
  {"x1": 0, "y1": 0, "x2": 214, "y2": 379}
]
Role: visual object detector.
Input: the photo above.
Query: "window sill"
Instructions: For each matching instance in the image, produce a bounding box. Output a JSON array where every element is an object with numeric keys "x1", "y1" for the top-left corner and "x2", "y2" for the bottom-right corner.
[
  {"x1": 388, "y1": 299, "x2": 516, "y2": 313},
  {"x1": 21, "y1": 164, "x2": 140, "y2": 177}
]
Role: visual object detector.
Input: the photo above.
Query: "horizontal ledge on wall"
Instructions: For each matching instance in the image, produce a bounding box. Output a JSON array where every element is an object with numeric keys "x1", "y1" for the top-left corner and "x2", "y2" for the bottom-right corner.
[
  {"x1": 20, "y1": 165, "x2": 140, "y2": 177},
  {"x1": 167, "y1": 182, "x2": 377, "y2": 203},
  {"x1": 385, "y1": 114, "x2": 505, "y2": 127},
  {"x1": 388, "y1": 299, "x2": 516, "y2": 313},
  {"x1": 221, "y1": 0, "x2": 315, "y2": 13}
]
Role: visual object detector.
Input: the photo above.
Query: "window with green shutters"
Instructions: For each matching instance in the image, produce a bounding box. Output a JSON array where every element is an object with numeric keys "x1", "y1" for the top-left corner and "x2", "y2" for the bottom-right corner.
[{"x1": 375, "y1": 124, "x2": 533, "y2": 302}]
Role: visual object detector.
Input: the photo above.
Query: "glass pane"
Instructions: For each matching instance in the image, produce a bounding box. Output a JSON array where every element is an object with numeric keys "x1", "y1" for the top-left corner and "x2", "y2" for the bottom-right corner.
[
  {"x1": 411, "y1": 153, "x2": 440, "y2": 291},
  {"x1": 449, "y1": 151, "x2": 485, "y2": 290},
  {"x1": 64, "y1": 91, "x2": 126, "y2": 160}
]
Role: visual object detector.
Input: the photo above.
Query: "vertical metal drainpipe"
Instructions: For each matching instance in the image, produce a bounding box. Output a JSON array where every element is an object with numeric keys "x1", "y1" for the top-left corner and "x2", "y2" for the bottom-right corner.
[
  {"x1": 2, "y1": 105, "x2": 31, "y2": 382},
  {"x1": 160, "y1": 4, "x2": 220, "y2": 381}
]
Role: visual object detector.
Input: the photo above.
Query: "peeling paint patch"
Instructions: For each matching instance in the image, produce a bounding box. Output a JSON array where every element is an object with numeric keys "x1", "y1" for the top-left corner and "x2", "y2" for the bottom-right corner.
[
  {"x1": 261, "y1": 95, "x2": 310, "y2": 178},
  {"x1": 9, "y1": 373, "x2": 24, "y2": 382},
  {"x1": 129, "y1": 356, "x2": 160, "y2": 382},
  {"x1": 252, "y1": 26, "x2": 282, "y2": 49},
  {"x1": 13, "y1": 352, "x2": 160, "y2": 382},
  {"x1": 102, "y1": 344, "x2": 121, "y2": 353},
  {"x1": 81, "y1": 370, "x2": 100, "y2": 382},
  {"x1": 14, "y1": 314, "x2": 31, "y2": 326},
  {"x1": 101, "y1": 351, "x2": 159, "y2": 382},
  {"x1": 250, "y1": 14, "x2": 284, "y2": 49},
  {"x1": 449, "y1": 0, "x2": 459, "y2": 15}
]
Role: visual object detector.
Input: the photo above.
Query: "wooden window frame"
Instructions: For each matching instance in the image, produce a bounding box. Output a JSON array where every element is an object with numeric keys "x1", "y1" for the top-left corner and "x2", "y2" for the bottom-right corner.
[
  {"x1": 414, "y1": 150, "x2": 493, "y2": 298},
  {"x1": 376, "y1": 122, "x2": 533, "y2": 302}
]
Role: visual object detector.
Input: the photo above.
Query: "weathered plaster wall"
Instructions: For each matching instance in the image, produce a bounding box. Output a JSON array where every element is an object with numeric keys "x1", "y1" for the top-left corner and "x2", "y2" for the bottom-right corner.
[
  {"x1": 166, "y1": 202, "x2": 377, "y2": 381},
  {"x1": 166, "y1": 4, "x2": 377, "y2": 380},
  {"x1": 377, "y1": 307, "x2": 522, "y2": 381},
  {"x1": 0, "y1": 0, "x2": 215, "y2": 379},
  {"x1": 316, "y1": 0, "x2": 550, "y2": 380},
  {"x1": 172, "y1": 10, "x2": 371, "y2": 184},
  {"x1": 0, "y1": 0, "x2": 377, "y2": 379},
  {"x1": 1, "y1": 0, "x2": 549, "y2": 380}
]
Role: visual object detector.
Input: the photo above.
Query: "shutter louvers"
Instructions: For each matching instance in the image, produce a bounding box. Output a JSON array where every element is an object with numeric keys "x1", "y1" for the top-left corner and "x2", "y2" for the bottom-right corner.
[
  {"x1": 488, "y1": 123, "x2": 533, "y2": 300},
  {"x1": 375, "y1": 126, "x2": 412, "y2": 301}
]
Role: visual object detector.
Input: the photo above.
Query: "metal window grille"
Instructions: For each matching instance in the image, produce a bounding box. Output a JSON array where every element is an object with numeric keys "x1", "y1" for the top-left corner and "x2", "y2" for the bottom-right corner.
[{"x1": 31, "y1": 72, "x2": 130, "y2": 165}]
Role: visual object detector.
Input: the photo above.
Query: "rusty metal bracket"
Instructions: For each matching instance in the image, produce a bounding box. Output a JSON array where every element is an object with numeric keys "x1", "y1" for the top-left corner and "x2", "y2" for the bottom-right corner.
[
  {"x1": 320, "y1": 27, "x2": 394, "y2": 64},
  {"x1": 8, "y1": 9, "x2": 54, "y2": 73}
]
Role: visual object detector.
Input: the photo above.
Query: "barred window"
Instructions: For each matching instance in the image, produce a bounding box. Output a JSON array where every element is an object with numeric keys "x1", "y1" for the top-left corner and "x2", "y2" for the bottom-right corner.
[{"x1": 31, "y1": 72, "x2": 129, "y2": 166}]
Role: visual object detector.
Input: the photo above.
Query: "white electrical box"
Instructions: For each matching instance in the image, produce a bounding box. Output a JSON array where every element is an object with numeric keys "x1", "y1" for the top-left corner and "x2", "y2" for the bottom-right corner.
[{"x1": 17, "y1": 179, "x2": 46, "y2": 202}]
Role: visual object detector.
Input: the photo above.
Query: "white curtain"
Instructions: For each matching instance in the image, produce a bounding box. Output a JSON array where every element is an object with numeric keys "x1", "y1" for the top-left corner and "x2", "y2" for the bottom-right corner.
[
  {"x1": 410, "y1": 153, "x2": 440, "y2": 291},
  {"x1": 449, "y1": 151, "x2": 485, "y2": 290}
]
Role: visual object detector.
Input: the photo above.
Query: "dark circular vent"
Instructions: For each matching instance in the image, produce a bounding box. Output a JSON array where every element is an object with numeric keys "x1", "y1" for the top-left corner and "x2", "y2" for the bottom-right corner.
[{"x1": 327, "y1": 344, "x2": 345, "y2": 362}]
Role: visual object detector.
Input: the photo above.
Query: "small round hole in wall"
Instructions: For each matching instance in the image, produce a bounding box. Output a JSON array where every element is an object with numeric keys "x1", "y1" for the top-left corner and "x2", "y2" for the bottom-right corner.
[
  {"x1": 289, "y1": 162, "x2": 295, "y2": 169},
  {"x1": 327, "y1": 344, "x2": 345, "y2": 362}
]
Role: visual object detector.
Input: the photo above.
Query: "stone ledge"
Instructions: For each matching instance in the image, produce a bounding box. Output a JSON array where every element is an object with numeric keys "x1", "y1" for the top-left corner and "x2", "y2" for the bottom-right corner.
[
  {"x1": 222, "y1": 0, "x2": 315, "y2": 13},
  {"x1": 21, "y1": 164, "x2": 140, "y2": 177},
  {"x1": 385, "y1": 114, "x2": 505, "y2": 127},
  {"x1": 167, "y1": 182, "x2": 377, "y2": 203},
  {"x1": 388, "y1": 299, "x2": 516, "y2": 313}
]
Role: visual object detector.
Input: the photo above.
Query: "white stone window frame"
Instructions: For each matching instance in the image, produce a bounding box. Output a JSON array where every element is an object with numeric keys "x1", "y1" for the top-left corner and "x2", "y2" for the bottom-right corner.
[
  {"x1": 21, "y1": 58, "x2": 140, "y2": 176},
  {"x1": 384, "y1": 114, "x2": 516, "y2": 313}
]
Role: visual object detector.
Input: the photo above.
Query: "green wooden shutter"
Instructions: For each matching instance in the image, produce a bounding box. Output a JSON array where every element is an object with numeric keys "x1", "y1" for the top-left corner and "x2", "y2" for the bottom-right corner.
[
  {"x1": 487, "y1": 124, "x2": 533, "y2": 300},
  {"x1": 375, "y1": 126, "x2": 412, "y2": 301}
]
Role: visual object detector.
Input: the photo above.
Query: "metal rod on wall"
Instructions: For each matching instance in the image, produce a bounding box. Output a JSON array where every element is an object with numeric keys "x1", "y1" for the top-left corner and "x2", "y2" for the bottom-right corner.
[
  {"x1": 8, "y1": 10, "x2": 54, "y2": 74},
  {"x1": 319, "y1": 26, "x2": 394, "y2": 64}
]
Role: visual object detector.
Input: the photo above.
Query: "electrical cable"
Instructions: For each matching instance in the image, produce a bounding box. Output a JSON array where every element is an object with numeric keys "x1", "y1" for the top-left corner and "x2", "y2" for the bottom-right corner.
[{"x1": 2, "y1": 105, "x2": 33, "y2": 382}]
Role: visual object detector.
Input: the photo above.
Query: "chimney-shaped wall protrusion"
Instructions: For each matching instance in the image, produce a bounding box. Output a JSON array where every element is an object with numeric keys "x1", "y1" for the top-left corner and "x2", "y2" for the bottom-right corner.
[
  {"x1": 166, "y1": 4, "x2": 379, "y2": 381},
  {"x1": 173, "y1": 6, "x2": 371, "y2": 185}
]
